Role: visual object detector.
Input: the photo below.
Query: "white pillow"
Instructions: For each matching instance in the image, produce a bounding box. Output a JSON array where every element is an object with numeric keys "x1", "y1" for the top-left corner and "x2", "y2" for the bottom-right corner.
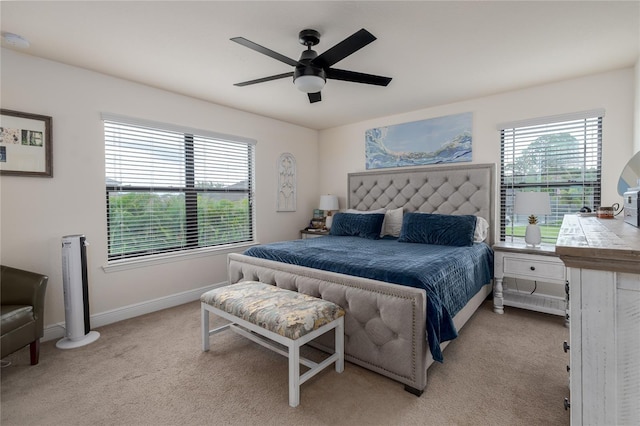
[
  {"x1": 381, "y1": 207, "x2": 404, "y2": 237},
  {"x1": 474, "y1": 217, "x2": 490, "y2": 242}
]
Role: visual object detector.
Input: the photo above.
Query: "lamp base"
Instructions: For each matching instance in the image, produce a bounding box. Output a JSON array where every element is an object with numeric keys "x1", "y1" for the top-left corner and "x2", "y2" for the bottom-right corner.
[
  {"x1": 524, "y1": 224, "x2": 542, "y2": 247},
  {"x1": 325, "y1": 214, "x2": 333, "y2": 230}
]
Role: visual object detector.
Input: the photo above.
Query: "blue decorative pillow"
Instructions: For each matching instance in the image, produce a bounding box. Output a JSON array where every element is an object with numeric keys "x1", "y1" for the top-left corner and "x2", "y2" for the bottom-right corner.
[
  {"x1": 329, "y1": 213, "x2": 385, "y2": 240},
  {"x1": 398, "y1": 213, "x2": 477, "y2": 247}
]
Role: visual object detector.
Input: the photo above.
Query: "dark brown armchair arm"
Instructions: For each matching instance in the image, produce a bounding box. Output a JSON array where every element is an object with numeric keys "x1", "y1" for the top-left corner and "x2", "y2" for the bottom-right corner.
[{"x1": 1, "y1": 265, "x2": 48, "y2": 336}]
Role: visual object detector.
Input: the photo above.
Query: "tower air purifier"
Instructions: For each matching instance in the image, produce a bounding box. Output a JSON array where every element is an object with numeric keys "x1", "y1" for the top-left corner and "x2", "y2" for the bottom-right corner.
[{"x1": 56, "y1": 234, "x2": 100, "y2": 349}]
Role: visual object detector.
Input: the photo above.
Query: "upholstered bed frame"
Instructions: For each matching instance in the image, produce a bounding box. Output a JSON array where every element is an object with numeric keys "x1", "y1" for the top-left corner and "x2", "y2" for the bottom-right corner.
[{"x1": 227, "y1": 163, "x2": 495, "y2": 394}]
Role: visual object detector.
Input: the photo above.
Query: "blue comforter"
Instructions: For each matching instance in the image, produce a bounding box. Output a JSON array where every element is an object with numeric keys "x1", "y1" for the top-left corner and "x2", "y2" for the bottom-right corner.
[{"x1": 244, "y1": 236, "x2": 493, "y2": 362}]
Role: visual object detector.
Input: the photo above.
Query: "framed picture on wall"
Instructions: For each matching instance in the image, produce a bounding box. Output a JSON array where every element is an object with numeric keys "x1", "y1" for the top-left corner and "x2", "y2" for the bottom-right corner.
[
  {"x1": 0, "y1": 109, "x2": 53, "y2": 177},
  {"x1": 365, "y1": 112, "x2": 472, "y2": 170}
]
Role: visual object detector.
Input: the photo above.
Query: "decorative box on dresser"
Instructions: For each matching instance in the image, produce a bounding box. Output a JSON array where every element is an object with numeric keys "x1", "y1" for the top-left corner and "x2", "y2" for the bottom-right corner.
[{"x1": 555, "y1": 215, "x2": 640, "y2": 426}]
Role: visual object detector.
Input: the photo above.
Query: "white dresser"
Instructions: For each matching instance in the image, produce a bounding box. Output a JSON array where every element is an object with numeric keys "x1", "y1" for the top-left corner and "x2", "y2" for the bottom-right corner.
[{"x1": 556, "y1": 215, "x2": 640, "y2": 426}]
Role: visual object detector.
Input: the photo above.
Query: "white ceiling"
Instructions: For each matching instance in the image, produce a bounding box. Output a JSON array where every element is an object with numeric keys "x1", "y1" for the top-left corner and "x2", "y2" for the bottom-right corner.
[{"x1": 1, "y1": 1, "x2": 639, "y2": 130}]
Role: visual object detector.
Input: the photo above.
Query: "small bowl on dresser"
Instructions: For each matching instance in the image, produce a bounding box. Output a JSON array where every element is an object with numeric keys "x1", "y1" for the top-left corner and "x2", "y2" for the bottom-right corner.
[{"x1": 597, "y1": 206, "x2": 614, "y2": 219}]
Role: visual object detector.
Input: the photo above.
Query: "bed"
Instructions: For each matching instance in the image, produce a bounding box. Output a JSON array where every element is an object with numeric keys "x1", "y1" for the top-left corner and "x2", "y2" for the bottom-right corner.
[{"x1": 227, "y1": 163, "x2": 495, "y2": 395}]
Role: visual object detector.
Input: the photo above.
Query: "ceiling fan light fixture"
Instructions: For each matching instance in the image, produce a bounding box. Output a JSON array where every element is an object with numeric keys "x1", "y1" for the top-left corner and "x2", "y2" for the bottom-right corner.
[{"x1": 294, "y1": 75, "x2": 326, "y2": 93}]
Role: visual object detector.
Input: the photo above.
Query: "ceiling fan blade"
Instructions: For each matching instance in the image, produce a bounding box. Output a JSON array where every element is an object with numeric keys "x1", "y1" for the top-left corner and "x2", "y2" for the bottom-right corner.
[
  {"x1": 311, "y1": 28, "x2": 376, "y2": 68},
  {"x1": 308, "y1": 92, "x2": 322, "y2": 103},
  {"x1": 326, "y1": 68, "x2": 392, "y2": 86},
  {"x1": 234, "y1": 72, "x2": 294, "y2": 87},
  {"x1": 231, "y1": 37, "x2": 299, "y2": 67}
]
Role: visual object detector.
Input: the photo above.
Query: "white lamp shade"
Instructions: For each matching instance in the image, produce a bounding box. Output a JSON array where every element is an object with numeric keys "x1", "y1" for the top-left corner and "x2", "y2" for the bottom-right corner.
[
  {"x1": 514, "y1": 192, "x2": 551, "y2": 216},
  {"x1": 294, "y1": 75, "x2": 325, "y2": 93},
  {"x1": 319, "y1": 195, "x2": 339, "y2": 212}
]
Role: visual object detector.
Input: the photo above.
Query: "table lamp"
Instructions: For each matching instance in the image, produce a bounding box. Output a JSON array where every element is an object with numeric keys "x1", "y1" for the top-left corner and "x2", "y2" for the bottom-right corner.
[
  {"x1": 514, "y1": 192, "x2": 551, "y2": 247},
  {"x1": 319, "y1": 195, "x2": 339, "y2": 229}
]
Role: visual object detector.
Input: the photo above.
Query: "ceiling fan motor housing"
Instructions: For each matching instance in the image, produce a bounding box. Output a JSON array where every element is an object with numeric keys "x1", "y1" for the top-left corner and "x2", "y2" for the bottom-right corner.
[
  {"x1": 294, "y1": 64, "x2": 326, "y2": 81},
  {"x1": 294, "y1": 48, "x2": 326, "y2": 82}
]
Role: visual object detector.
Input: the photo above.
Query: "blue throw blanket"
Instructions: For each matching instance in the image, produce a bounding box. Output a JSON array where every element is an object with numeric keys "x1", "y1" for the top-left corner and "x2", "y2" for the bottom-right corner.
[{"x1": 244, "y1": 236, "x2": 493, "y2": 362}]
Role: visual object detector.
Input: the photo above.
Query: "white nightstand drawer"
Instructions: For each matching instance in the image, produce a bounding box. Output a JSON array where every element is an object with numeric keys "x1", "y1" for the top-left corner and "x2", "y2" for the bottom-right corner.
[{"x1": 503, "y1": 256, "x2": 566, "y2": 282}]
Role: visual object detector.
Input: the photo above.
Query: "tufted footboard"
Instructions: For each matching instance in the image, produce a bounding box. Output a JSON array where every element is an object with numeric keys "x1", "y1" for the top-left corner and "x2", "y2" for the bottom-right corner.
[
  {"x1": 228, "y1": 252, "x2": 493, "y2": 394},
  {"x1": 228, "y1": 252, "x2": 430, "y2": 392}
]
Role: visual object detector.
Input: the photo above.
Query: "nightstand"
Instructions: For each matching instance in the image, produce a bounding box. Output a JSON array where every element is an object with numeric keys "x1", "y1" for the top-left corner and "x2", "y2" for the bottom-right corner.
[
  {"x1": 493, "y1": 242, "x2": 568, "y2": 324},
  {"x1": 300, "y1": 229, "x2": 329, "y2": 239}
]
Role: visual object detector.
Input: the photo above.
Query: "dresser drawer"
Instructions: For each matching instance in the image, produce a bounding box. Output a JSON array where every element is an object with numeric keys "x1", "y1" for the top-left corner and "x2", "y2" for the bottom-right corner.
[{"x1": 503, "y1": 256, "x2": 566, "y2": 282}]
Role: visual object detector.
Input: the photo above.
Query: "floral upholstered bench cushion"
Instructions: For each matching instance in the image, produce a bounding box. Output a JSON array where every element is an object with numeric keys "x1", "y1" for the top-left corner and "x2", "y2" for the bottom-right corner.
[{"x1": 200, "y1": 281, "x2": 345, "y2": 340}]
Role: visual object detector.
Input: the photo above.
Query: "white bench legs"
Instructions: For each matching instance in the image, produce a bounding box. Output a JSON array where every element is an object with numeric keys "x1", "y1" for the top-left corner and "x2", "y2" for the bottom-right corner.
[{"x1": 201, "y1": 301, "x2": 344, "y2": 407}]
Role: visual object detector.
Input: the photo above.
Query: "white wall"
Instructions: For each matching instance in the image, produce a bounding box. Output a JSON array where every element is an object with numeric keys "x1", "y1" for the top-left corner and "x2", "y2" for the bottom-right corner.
[
  {"x1": 318, "y1": 68, "x2": 635, "y2": 226},
  {"x1": 0, "y1": 48, "x2": 318, "y2": 332},
  {"x1": 635, "y1": 57, "x2": 640, "y2": 153}
]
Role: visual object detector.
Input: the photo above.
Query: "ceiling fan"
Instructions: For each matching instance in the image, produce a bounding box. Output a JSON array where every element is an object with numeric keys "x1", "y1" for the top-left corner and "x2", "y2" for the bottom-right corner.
[{"x1": 231, "y1": 28, "x2": 392, "y2": 103}]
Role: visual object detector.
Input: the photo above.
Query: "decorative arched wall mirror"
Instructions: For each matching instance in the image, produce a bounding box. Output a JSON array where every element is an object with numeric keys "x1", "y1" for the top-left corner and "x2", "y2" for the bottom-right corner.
[{"x1": 618, "y1": 151, "x2": 640, "y2": 195}]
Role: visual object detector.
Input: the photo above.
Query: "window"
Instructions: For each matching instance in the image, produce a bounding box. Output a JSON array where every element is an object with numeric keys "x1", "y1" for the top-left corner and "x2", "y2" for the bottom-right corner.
[
  {"x1": 104, "y1": 115, "x2": 255, "y2": 261},
  {"x1": 499, "y1": 110, "x2": 603, "y2": 244}
]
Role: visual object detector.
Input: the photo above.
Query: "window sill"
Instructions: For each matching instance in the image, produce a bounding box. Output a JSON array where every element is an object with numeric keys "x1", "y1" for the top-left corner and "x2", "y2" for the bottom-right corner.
[{"x1": 102, "y1": 242, "x2": 259, "y2": 273}]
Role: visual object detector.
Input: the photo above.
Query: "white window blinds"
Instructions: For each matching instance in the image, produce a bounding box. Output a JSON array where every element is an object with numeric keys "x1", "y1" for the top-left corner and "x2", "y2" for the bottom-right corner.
[
  {"x1": 104, "y1": 117, "x2": 255, "y2": 260},
  {"x1": 499, "y1": 111, "x2": 603, "y2": 244}
]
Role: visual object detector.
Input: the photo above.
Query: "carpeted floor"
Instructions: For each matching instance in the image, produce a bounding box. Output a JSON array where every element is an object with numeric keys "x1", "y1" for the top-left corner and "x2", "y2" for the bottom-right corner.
[{"x1": 1, "y1": 299, "x2": 570, "y2": 425}]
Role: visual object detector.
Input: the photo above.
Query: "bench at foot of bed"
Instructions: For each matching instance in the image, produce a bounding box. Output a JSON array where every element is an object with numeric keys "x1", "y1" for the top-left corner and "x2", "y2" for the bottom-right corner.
[{"x1": 200, "y1": 281, "x2": 346, "y2": 407}]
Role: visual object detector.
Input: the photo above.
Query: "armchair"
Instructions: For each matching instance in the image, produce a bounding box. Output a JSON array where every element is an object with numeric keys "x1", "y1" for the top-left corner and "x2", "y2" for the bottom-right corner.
[{"x1": 1, "y1": 265, "x2": 48, "y2": 365}]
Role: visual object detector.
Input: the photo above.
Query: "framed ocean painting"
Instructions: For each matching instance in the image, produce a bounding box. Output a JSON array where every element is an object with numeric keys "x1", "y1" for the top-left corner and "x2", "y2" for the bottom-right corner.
[{"x1": 365, "y1": 112, "x2": 472, "y2": 170}]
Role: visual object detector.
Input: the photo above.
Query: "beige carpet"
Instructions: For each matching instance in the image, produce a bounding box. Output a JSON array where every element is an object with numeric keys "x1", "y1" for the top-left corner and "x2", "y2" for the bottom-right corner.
[{"x1": 1, "y1": 299, "x2": 570, "y2": 426}]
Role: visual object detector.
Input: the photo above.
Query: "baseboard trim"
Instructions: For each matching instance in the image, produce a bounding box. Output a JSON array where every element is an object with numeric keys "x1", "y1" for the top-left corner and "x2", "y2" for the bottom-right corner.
[{"x1": 43, "y1": 281, "x2": 228, "y2": 342}]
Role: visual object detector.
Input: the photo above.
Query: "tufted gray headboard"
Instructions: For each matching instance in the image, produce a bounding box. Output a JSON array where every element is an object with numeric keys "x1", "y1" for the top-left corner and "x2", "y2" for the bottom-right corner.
[{"x1": 348, "y1": 163, "x2": 495, "y2": 245}]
